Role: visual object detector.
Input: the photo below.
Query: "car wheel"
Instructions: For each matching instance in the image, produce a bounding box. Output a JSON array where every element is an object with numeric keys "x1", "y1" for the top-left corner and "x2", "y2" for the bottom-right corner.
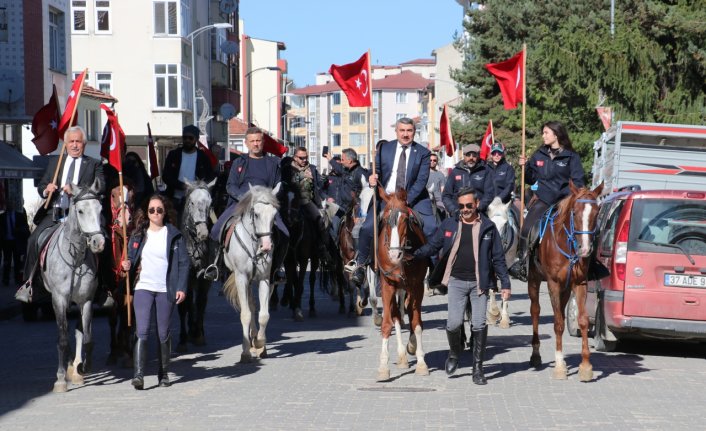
[
  {"x1": 566, "y1": 291, "x2": 580, "y2": 337},
  {"x1": 593, "y1": 298, "x2": 618, "y2": 352}
]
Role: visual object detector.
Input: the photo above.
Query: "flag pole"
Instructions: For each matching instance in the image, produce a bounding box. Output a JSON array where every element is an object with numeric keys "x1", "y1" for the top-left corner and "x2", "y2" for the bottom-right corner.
[
  {"x1": 490, "y1": 119, "x2": 495, "y2": 147},
  {"x1": 367, "y1": 49, "x2": 378, "y2": 272},
  {"x1": 118, "y1": 171, "x2": 133, "y2": 327},
  {"x1": 519, "y1": 43, "x2": 527, "y2": 229},
  {"x1": 429, "y1": 93, "x2": 435, "y2": 151},
  {"x1": 45, "y1": 68, "x2": 87, "y2": 209}
]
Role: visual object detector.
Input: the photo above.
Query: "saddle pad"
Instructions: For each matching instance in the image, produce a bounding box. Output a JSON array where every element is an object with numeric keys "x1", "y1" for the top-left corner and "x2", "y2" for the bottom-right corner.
[{"x1": 39, "y1": 225, "x2": 62, "y2": 270}]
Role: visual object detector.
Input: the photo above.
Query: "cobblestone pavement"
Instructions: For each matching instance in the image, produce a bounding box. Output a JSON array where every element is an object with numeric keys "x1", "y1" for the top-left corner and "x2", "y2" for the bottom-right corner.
[{"x1": 0, "y1": 277, "x2": 704, "y2": 430}]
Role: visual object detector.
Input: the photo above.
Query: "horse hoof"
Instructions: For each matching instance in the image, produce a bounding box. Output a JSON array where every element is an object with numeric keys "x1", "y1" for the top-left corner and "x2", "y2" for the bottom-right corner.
[
  {"x1": 66, "y1": 365, "x2": 75, "y2": 381},
  {"x1": 53, "y1": 381, "x2": 68, "y2": 393},
  {"x1": 415, "y1": 363, "x2": 430, "y2": 376},
  {"x1": 530, "y1": 354, "x2": 542, "y2": 368},
  {"x1": 499, "y1": 318, "x2": 511, "y2": 329},
  {"x1": 176, "y1": 342, "x2": 188, "y2": 353},
  {"x1": 373, "y1": 315, "x2": 383, "y2": 327},
  {"x1": 552, "y1": 366, "x2": 568, "y2": 380},
  {"x1": 309, "y1": 308, "x2": 317, "y2": 318},
  {"x1": 578, "y1": 364, "x2": 593, "y2": 382},
  {"x1": 71, "y1": 373, "x2": 85, "y2": 385},
  {"x1": 397, "y1": 357, "x2": 409, "y2": 369},
  {"x1": 293, "y1": 308, "x2": 304, "y2": 322},
  {"x1": 77, "y1": 362, "x2": 87, "y2": 375},
  {"x1": 377, "y1": 369, "x2": 390, "y2": 381},
  {"x1": 406, "y1": 343, "x2": 417, "y2": 356},
  {"x1": 239, "y1": 353, "x2": 253, "y2": 364},
  {"x1": 259, "y1": 347, "x2": 268, "y2": 359}
]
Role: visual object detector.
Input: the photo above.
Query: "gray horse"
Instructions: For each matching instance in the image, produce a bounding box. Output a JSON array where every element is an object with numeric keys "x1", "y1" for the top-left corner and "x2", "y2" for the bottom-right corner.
[
  {"x1": 42, "y1": 180, "x2": 105, "y2": 392},
  {"x1": 177, "y1": 178, "x2": 215, "y2": 351}
]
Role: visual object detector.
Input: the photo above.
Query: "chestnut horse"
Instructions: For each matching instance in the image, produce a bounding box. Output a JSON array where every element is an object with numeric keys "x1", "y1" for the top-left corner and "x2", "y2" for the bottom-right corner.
[
  {"x1": 376, "y1": 188, "x2": 428, "y2": 381},
  {"x1": 528, "y1": 181, "x2": 603, "y2": 381}
]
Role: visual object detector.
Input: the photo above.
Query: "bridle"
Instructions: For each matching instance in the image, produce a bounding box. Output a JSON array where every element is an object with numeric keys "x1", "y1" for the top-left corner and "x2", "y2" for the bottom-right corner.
[
  {"x1": 183, "y1": 187, "x2": 212, "y2": 264},
  {"x1": 232, "y1": 201, "x2": 276, "y2": 276},
  {"x1": 379, "y1": 206, "x2": 414, "y2": 283}
]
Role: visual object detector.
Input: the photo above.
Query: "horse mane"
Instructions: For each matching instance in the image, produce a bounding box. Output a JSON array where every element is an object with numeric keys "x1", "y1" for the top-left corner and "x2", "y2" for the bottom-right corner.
[
  {"x1": 233, "y1": 185, "x2": 279, "y2": 221},
  {"x1": 185, "y1": 180, "x2": 210, "y2": 200}
]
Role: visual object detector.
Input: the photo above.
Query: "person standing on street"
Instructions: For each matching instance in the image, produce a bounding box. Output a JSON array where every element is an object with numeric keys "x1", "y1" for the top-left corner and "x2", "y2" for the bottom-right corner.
[
  {"x1": 121, "y1": 194, "x2": 188, "y2": 389},
  {"x1": 414, "y1": 187, "x2": 511, "y2": 384},
  {"x1": 427, "y1": 152, "x2": 447, "y2": 219}
]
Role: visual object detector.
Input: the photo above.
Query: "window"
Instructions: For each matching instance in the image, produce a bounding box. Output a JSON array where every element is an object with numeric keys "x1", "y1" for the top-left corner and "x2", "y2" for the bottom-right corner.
[
  {"x1": 180, "y1": 0, "x2": 190, "y2": 37},
  {"x1": 349, "y1": 133, "x2": 365, "y2": 147},
  {"x1": 332, "y1": 113, "x2": 341, "y2": 126},
  {"x1": 293, "y1": 135, "x2": 306, "y2": 147},
  {"x1": 290, "y1": 95, "x2": 305, "y2": 109},
  {"x1": 71, "y1": 1, "x2": 86, "y2": 33},
  {"x1": 94, "y1": 0, "x2": 110, "y2": 33},
  {"x1": 212, "y1": 28, "x2": 228, "y2": 64},
  {"x1": 350, "y1": 112, "x2": 366, "y2": 125},
  {"x1": 181, "y1": 64, "x2": 192, "y2": 111},
  {"x1": 331, "y1": 92, "x2": 341, "y2": 105},
  {"x1": 154, "y1": 64, "x2": 179, "y2": 108},
  {"x1": 154, "y1": 1, "x2": 178, "y2": 36},
  {"x1": 84, "y1": 109, "x2": 99, "y2": 141},
  {"x1": 396, "y1": 92, "x2": 407, "y2": 103},
  {"x1": 359, "y1": 154, "x2": 367, "y2": 168},
  {"x1": 308, "y1": 114, "x2": 316, "y2": 131},
  {"x1": 73, "y1": 71, "x2": 92, "y2": 87},
  {"x1": 96, "y1": 72, "x2": 112, "y2": 94},
  {"x1": 373, "y1": 91, "x2": 379, "y2": 107},
  {"x1": 48, "y1": 9, "x2": 66, "y2": 72},
  {"x1": 332, "y1": 133, "x2": 341, "y2": 147}
]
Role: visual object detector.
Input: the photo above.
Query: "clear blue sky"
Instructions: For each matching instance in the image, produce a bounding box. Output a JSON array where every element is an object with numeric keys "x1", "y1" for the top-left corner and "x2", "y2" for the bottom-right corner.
[{"x1": 239, "y1": 0, "x2": 465, "y2": 87}]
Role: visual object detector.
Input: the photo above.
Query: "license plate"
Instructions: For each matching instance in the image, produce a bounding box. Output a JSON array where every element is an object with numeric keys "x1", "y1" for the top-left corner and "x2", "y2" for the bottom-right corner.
[{"x1": 664, "y1": 273, "x2": 706, "y2": 288}]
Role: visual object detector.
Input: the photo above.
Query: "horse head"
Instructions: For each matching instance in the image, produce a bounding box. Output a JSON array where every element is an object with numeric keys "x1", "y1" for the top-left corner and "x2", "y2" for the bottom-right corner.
[
  {"x1": 184, "y1": 178, "x2": 214, "y2": 241},
  {"x1": 70, "y1": 178, "x2": 105, "y2": 254},
  {"x1": 379, "y1": 188, "x2": 412, "y2": 265},
  {"x1": 246, "y1": 183, "x2": 280, "y2": 255},
  {"x1": 487, "y1": 196, "x2": 511, "y2": 235},
  {"x1": 567, "y1": 180, "x2": 604, "y2": 258}
]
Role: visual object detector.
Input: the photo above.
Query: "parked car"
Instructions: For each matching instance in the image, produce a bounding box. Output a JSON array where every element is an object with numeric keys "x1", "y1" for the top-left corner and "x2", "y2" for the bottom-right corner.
[{"x1": 567, "y1": 187, "x2": 706, "y2": 351}]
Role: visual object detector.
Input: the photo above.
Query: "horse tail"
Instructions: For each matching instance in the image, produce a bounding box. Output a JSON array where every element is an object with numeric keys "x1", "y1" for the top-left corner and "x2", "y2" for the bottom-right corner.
[{"x1": 222, "y1": 272, "x2": 241, "y2": 311}]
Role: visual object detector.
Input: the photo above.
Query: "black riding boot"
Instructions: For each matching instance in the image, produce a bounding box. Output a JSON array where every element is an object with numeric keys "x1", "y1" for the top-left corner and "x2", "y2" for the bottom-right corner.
[
  {"x1": 445, "y1": 328, "x2": 464, "y2": 376},
  {"x1": 158, "y1": 335, "x2": 171, "y2": 387},
  {"x1": 132, "y1": 338, "x2": 147, "y2": 390},
  {"x1": 471, "y1": 327, "x2": 488, "y2": 385},
  {"x1": 508, "y1": 236, "x2": 528, "y2": 282}
]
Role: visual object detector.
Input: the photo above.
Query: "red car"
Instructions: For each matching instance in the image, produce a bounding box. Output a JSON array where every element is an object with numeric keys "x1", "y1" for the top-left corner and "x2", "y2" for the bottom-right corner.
[{"x1": 567, "y1": 187, "x2": 706, "y2": 351}]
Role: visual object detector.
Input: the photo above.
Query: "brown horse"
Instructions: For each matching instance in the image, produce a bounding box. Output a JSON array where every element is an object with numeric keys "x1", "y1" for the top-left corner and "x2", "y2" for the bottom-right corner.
[
  {"x1": 528, "y1": 181, "x2": 603, "y2": 381},
  {"x1": 376, "y1": 188, "x2": 429, "y2": 381}
]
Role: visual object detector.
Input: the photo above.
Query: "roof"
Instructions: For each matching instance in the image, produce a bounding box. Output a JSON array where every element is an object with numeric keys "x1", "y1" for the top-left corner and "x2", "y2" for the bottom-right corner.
[
  {"x1": 228, "y1": 117, "x2": 250, "y2": 135},
  {"x1": 82, "y1": 85, "x2": 118, "y2": 103},
  {"x1": 0, "y1": 142, "x2": 43, "y2": 179},
  {"x1": 399, "y1": 58, "x2": 435, "y2": 65},
  {"x1": 291, "y1": 71, "x2": 432, "y2": 96}
]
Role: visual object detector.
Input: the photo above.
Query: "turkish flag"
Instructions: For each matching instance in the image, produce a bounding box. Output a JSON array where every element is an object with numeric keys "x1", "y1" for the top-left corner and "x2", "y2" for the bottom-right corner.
[
  {"x1": 439, "y1": 104, "x2": 455, "y2": 157},
  {"x1": 58, "y1": 69, "x2": 87, "y2": 137},
  {"x1": 147, "y1": 123, "x2": 159, "y2": 179},
  {"x1": 485, "y1": 50, "x2": 524, "y2": 110},
  {"x1": 480, "y1": 120, "x2": 493, "y2": 160},
  {"x1": 328, "y1": 52, "x2": 372, "y2": 107},
  {"x1": 100, "y1": 104, "x2": 125, "y2": 172},
  {"x1": 596, "y1": 107, "x2": 612, "y2": 131},
  {"x1": 198, "y1": 138, "x2": 218, "y2": 169},
  {"x1": 248, "y1": 123, "x2": 288, "y2": 157},
  {"x1": 31, "y1": 84, "x2": 61, "y2": 155}
]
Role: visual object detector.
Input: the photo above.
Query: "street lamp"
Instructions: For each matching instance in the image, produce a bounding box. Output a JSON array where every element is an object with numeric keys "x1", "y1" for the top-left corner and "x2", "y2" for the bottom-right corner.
[
  {"x1": 187, "y1": 23, "x2": 233, "y2": 127},
  {"x1": 245, "y1": 66, "x2": 281, "y2": 124},
  {"x1": 266, "y1": 92, "x2": 295, "y2": 132}
]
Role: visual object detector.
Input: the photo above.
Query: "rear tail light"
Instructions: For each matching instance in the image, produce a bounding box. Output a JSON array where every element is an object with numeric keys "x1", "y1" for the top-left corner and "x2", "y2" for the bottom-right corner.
[
  {"x1": 614, "y1": 219, "x2": 630, "y2": 282},
  {"x1": 686, "y1": 192, "x2": 705, "y2": 199}
]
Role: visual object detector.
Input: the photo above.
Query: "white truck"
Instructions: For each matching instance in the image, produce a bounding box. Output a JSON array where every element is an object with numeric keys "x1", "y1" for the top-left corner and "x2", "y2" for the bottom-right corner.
[{"x1": 592, "y1": 121, "x2": 706, "y2": 194}]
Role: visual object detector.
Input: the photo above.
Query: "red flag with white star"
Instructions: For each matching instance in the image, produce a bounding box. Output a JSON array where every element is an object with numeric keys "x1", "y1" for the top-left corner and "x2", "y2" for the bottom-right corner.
[
  {"x1": 328, "y1": 52, "x2": 372, "y2": 107},
  {"x1": 485, "y1": 50, "x2": 524, "y2": 110},
  {"x1": 31, "y1": 84, "x2": 61, "y2": 155},
  {"x1": 147, "y1": 123, "x2": 160, "y2": 179},
  {"x1": 58, "y1": 69, "x2": 87, "y2": 137},
  {"x1": 100, "y1": 104, "x2": 125, "y2": 172},
  {"x1": 480, "y1": 120, "x2": 494, "y2": 160},
  {"x1": 439, "y1": 104, "x2": 455, "y2": 157}
]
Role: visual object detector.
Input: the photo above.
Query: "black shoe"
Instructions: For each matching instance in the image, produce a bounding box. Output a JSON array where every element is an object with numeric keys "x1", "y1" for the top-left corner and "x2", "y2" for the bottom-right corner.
[
  {"x1": 508, "y1": 259, "x2": 527, "y2": 282},
  {"x1": 203, "y1": 264, "x2": 220, "y2": 282},
  {"x1": 351, "y1": 266, "x2": 365, "y2": 287},
  {"x1": 158, "y1": 336, "x2": 171, "y2": 387},
  {"x1": 445, "y1": 329, "x2": 464, "y2": 376},
  {"x1": 132, "y1": 338, "x2": 147, "y2": 390},
  {"x1": 471, "y1": 327, "x2": 488, "y2": 385}
]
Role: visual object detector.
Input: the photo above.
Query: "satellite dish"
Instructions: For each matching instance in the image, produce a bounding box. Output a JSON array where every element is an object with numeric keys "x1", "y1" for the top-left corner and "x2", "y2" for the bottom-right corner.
[
  {"x1": 220, "y1": 40, "x2": 238, "y2": 55},
  {"x1": 0, "y1": 69, "x2": 24, "y2": 103},
  {"x1": 219, "y1": 103, "x2": 236, "y2": 121},
  {"x1": 219, "y1": 0, "x2": 237, "y2": 14}
]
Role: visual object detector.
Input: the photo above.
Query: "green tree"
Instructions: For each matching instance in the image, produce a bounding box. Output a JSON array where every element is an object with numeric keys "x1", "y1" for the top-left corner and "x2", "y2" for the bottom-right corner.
[{"x1": 452, "y1": 0, "x2": 706, "y2": 181}]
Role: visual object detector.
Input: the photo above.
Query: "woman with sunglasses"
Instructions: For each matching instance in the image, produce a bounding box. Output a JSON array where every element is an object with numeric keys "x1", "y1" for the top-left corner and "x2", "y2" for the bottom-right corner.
[
  {"x1": 413, "y1": 187, "x2": 510, "y2": 384},
  {"x1": 121, "y1": 194, "x2": 189, "y2": 389}
]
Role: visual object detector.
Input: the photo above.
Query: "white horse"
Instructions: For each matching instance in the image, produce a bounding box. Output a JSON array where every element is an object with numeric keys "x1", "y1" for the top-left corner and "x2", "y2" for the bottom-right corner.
[
  {"x1": 485, "y1": 197, "x2": 518, "y2": 328},
  {"x1": 222, "y1": 184, "x2": 280, "y2": 363},
  {"x1": 42, "y1": 180, "x2": 105, "y2": 392},
  {"x1": 352, "y1": 176, "x2": 382, "y2": 327}
]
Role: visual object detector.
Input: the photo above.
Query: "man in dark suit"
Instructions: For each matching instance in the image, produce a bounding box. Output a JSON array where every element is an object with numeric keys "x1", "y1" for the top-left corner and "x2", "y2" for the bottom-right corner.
[
  {"x1": 351, "y1": 117, "x2": 437, "y2": 286},
  {"x1": 16, "y1": 126, "x2": 105, "y2": 302}
]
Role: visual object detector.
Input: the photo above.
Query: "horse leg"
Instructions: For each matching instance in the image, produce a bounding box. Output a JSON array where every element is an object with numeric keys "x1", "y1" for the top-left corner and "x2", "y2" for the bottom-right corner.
[
  {"x1": 549, "y1": 280, "x2": 569, "y2": 380},
  {"x1": 575, "y1": 282, "x2": 594, "y2": 382},
  {"x1": 107, "y1": 300, "x2": 119, "y2": 365},
  {"x1": 52, "y1": 296, "x2": 70, "y2": 393},
  {"x1": 486, "y1": 288, "x2": 500, "y2": 326},
  {"x1": 409, "y1": 289, "x2": 428, "y2": 376},
  {"x1": 528, "y1": 270, "x2": 542, "y2": 368},
  {"x1": 74, "y1": 301, "x2": 94, "y2": 381},
  {"x1": 253, "y1": 279, "x2": 271, "y2": 359},
  {"x1": 293, "y1": 260, "x2": 305, "y2": 322},
  {"x1": 499, "y1": 297, "x2": 511, "y2": 329},
  {"x1": 236, "y1": 275, "x2": 254, "y2": 364},
  {"x1": 176, "y1": 289, "x2": 191, "y2": 353},
  {"x1": 377, "y1": 285, "x2": 393, "y2": 381},
  {"x1": 192, "y1": 277, "x2": 210, "y2": 346},
  {"x1": 308, "y1": 259, "x2": 318, "y2": 318}
]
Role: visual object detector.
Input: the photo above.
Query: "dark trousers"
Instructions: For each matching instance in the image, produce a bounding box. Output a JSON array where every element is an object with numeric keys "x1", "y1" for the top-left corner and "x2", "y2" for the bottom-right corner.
[
  {"x1": 2, "y1": 239, "x2": 22, "y2": 281},
  {"x1": 133, "y1": 289, "x2": 175, "y2": 343},
  {"x1": 520, "y1": 199, "x2": 550, "y2": 242}
]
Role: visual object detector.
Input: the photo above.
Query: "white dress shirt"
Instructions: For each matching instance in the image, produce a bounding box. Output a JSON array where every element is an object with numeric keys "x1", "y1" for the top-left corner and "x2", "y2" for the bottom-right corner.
[
  {"x1": 385, "y1": 142, "x2": 411, "y2": 194},
  {"x1": 60, "y1": 155, "x2": 82, "y2": 187}
]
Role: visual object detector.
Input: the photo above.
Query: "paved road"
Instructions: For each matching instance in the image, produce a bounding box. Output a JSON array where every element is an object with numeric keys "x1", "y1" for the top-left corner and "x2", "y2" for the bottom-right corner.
[{"x1": 0, "y1": 277, "x2": 704, "y2": 430}]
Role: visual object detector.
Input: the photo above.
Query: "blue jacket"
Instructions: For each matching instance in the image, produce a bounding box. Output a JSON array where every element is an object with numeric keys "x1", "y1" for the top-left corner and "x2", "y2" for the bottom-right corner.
[
  {"x1": 486, "y1": 159, "x2": 516, "y2": 204},
  {"x1": 126, "y1": 223, "x2": 190, "y2": 303},
  {"x1": 375, "y1": 140, "x2": 433, "y2": 216},
  {"x1": 328, "y1": 158, "x2": 368, "y2": 212},
  {"x1": 226, "y1": 155, "x2": 281, "y2": 205},
  {"x1": 525, "y1": 146, "x2": 585, "y2": 205},
  {"x1": 442, "y1": 161, "x2": 494, "y2": 214},
  {"x1": 414, "y1": 214, "x2": 510, "y2": 292}
]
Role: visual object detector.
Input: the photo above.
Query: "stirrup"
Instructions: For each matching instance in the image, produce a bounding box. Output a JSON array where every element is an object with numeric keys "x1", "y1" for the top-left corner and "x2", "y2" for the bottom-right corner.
[
  {"x1": 203, "y1": 264, "x2": 219, "y2": 282},
  {"x1": 344, "y1": 260, "x2": 357, "y2": 273}
]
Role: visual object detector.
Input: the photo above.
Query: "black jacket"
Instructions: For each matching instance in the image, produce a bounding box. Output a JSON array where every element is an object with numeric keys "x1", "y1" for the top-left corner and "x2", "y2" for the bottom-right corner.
[
  {"x1": 327, "y1": 158, "x2": 368, "y2": 212},
  {"x1": 126, "y1": 223, "x2": 190, "y2": 303},
  {"x1": 524, "y1": 146, "x2": 585, "y2": 205},
  {"x1": 442, "y1": 161, "x2": 494, "y2": 214},
  {"x1": 415, "y1": 214, "x2": 510, "y2": 292},
  {"x1": 486, "y1": 159, "x2": 516, "y2": 204},
  {"x1": 162, "y1": 148, "x2": 216, "y2": 199}
]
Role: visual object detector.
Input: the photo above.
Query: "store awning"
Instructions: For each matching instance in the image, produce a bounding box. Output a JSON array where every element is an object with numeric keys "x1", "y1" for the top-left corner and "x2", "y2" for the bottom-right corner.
[{"x1": 0, "y1": 142, "x2": 43, "y2": 179}]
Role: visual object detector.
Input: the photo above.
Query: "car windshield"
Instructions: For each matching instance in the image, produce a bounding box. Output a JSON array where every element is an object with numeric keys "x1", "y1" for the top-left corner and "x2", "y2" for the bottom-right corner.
[{"x1": 629, "y1": 199, "x2": 706, "y2": 257}]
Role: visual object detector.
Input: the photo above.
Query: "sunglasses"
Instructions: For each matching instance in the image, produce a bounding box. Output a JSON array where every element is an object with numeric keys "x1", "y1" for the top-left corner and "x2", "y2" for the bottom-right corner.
[
  {"x1": 459, "y1": 203, "x2": 475, "y2": 209},
  {"x1": 148, "y1": 207, "x2": 164, "y2": 215},
  {"x1": 491, "y1": 151, "x2": 503, "y2": 156},
  {"x1": 295, "y1": 156, "x2": 308, "y2": 160},
  {"x1": 430, "y1": 159, "x2": 438, "y2": 162},
  {"x1": 464, "y1": 152, "x2": 479, "y2": 157}
]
